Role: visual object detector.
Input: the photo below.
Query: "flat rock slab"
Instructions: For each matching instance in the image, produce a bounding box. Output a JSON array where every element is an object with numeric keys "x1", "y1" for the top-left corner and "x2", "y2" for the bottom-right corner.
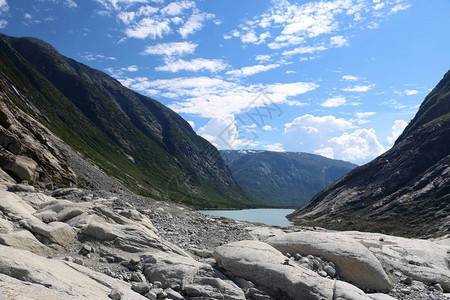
[
  {"x1": 0, "y1": 245, "x2": 146, "y2": 299},
  {"x1": 343, "y1": 231, "x2": 450, "y2": 292},
  {"x1": 267, "y1": 231, "x2": 391, "y2": 291}
]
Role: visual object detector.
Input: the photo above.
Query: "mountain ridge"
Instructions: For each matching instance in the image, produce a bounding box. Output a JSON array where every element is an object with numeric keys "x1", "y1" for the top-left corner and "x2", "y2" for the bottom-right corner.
[
  {"x1": 221, "y1": 149, "x2": 357, "y2": 207},
  {"x1": 289, "y1": 70, "x2": 450, "y2": 238},
  {"x1": 0, "y1": 33, "x2": 263, "y2": 209}
]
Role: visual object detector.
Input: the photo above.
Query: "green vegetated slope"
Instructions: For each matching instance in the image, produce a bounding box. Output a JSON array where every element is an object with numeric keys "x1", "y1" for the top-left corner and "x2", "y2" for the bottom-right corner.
[
  {"x1": 0, "y1": 33, "x2": 264, "y2": 209},
  {"x1": 221, "y1": 150, "x2": 357, "y2": 207},
  {"x1": 289, "y1": 70, "x2": 450, "y2": 238}
]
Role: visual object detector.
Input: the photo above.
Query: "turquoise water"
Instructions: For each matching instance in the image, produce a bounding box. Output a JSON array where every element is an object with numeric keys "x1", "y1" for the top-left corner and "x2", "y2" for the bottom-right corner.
[{"x1": 197, "y1": 209, "x2": 295, "y2": 226}]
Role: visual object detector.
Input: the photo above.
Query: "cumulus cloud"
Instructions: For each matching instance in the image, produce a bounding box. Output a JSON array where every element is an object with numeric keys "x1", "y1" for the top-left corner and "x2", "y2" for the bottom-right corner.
[
  {"x1": 282, "y1": 114, "x2": 384, "y2": 164},
  {"x1": 81, "y1": 52, "x2": 116, "y2": 61},
  {"x1": 283, "y1": 45, "x2": 327, "y2": 56},
  {"x1": 319, "y1": 128, "x2": 385, "y2": 164},
  {"x1": 197, "y1": 116, "x2": 257, "y2": 150},
  {"x1": 155, "y1": 58, "x2": 229, "y2": 73},
  {"x1": 387, "y1": 119, "x2": 408, "y2": 144},
  {"x1": 255, "y1": 54, "x2": 271, "y2": 61},
  {"x1": 226, "y1": 64, "x2": 280, "y2": 77},
  {"x1": 390, "y1": 3, "x2": 411, "y2": 14},
  {"x1": 179, "y1": 10, "x2": 215, "y2": 38}
]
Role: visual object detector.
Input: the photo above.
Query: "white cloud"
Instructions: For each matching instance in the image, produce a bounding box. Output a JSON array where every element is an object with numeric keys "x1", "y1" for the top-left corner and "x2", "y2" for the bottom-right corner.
[
  {"x1": 263, "y1": 143, "x2": 284, "y2": 152},
  {"x1": 321, "y1": 96, "x2": 347, "y2": 107},
  {"x1": 404, "y1": 89, "x2": 419, "y2": 95},
  {"x1": 255, "y1": 54, "x2": 271, "y2": 61},
  {"x1": 187, "y1": 120, "x2": 195, "y2": 129},
  {"x1": 161, "y1": 1, "x2": 194, "y2": 16},
  {"x1": 390, "y1": 4, "x2": 411, "y2": 14},
  {"x1": 283, "y1": 114, "x2": 353, "y2": 154},
  {"x1": 330, "y1": 35, "x2": 349, "y2": 47},
  {"x1": 97, "y1": 1, "x2": 214, "y2": 40},
  {"x1": 355, "y1": 112, "x2": 376, "y2": 119},
  {"x1": 342, "y1": 84, "x2": 375, "y2": 92},
  {"x1": 81, "y1": 52, "x2": 116, "y2": 61},
  {"x1": 0, "y1": 0, "x2": 8, "y2": 13},
  {"x1": 285, "y1": 70, "x2": 296, "y2": 74},
  {"x1": 342, "y1": 75, "x2": 359, "y2": 81},
  {"x1": 124, "y1": 18, "x2": 171, "y2": 39},
  {"x1": 141, "y1": 41, "x2": 197, "y2": 57},
  {"x1": 262, "y1": 125, "x2": 276, "y2": 131},
  {"x1": 387, "y1": 119, "x2": 407, "y2": 144},
  {"x1": 226, "y1": 64, "x2": 280, "y2": 77},
  {"x1": 24, "y1": 13, "x2": 32, "y2": 19},
  {"x1": 320, "y1": 128, "x2": 385, "y2": 164},
  {"x1": 179, "y1": 11, "x2": 214, "y2": 38},
  {"x1": 283, "y1": 45, "x2": 327, "y2": 56},
  {"x1": 282, "y1": 114, "x2": 384, "y2": 163},
  {"x1": 156, "y1": 58, "x2": 228, "y2": 73},
  {"x1": 64, "y1": 0, "x2": 77, "y2": 8},
  {"x1": 197, "y1": 116, "x2": 257, "y2": 150},
  {"x1": 125, "y1": 65, "x2": 138, "y2": 72},
  {"x1": 0, "y1": 19, "x2": 6, "y2": 28},
  {"x1": 120, "y1": 76, "x2": 318, "y2": 118}
]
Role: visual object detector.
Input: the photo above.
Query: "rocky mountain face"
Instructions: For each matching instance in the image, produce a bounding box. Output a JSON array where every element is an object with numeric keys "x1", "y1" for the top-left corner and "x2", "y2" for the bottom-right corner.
[
  {"x1": 289, "y1": 70, "x2": 450, "y2": 238},
  {"x1": 220, "y1": 150, "x2": 357, "y2": 207},
  {"x1": 0, "y1": 33, "x2": 260, "y2": 209}
]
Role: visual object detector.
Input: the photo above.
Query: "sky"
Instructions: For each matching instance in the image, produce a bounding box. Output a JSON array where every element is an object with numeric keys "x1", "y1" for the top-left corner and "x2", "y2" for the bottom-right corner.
[{"x1": 1, "y1": 0, "x2": 449, "y2": 165}]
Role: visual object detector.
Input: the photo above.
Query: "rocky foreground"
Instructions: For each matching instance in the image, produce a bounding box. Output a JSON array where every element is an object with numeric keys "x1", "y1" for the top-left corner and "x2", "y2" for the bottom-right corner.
[{"x1": 0, "y1": 180, "x2": 449, "y2": 299}]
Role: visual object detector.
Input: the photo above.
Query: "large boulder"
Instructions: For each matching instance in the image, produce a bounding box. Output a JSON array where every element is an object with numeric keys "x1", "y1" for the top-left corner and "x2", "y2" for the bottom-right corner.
[
  {"x1": 214, "y1": 240, "x2": 334, "y2": 299},
  {"x1": 342, "y1": 231, "x2": 450, "y2": 292},
  {"x1": 0, "y1": 230, "x2": 50, "y2": 255},
  {"x1": 3, "y1": 155, "x2": 38, "y2": 183},
  {"x1": 267, "y1": 231, "x2": 391, "y2": 291}
]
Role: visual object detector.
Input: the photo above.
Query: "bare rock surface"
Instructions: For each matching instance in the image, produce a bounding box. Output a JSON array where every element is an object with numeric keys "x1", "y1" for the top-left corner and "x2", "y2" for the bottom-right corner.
[{"x1": 266, "y1": 231, "x2": 392, "y2": 291}]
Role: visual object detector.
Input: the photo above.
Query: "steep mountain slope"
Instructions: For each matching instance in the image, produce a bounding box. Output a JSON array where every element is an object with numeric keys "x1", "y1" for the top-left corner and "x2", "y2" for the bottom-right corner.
[
  {"x1": 220, "y1": 150, "x2": 357, "y2": 207},
  {"x1": 289, "y1": 70, "x2": 450, "y2": 237},
  {"x1": 0, "y1": 33, "x2": 261, "y2": 208}
]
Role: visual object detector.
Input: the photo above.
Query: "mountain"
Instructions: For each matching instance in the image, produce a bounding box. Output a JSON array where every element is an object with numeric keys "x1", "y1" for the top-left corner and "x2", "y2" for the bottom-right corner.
[
  {"x1": 0, "y1": 33, "x2": 263, "y2": 209},
  {"x1": 289, "y1": 70, "x2": 450, "y2": 238},
  {"x1": 220, "y1": 150, "x2": 357, "y2": 207}
]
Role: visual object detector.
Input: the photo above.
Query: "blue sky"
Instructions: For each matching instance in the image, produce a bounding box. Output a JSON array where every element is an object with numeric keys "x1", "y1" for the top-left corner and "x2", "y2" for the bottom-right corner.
[{"x1": 1, "y1": 0, "x2": 449, "y2": 164}]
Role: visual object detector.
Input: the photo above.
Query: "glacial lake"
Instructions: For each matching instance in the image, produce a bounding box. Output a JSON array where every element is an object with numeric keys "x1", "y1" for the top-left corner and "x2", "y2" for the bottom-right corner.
[{"x1": 197, "y1": 209, "x2": 295, "y2": 226}]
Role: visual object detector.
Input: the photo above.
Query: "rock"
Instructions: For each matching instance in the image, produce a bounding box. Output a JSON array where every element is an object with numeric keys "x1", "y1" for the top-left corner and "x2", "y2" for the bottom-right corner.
[
  {"x1": 7, "y1": 184, "x2": 35, "y2": 192},
  {"x1": 131, "y1": 282, "x2": 151, "y2": 295},
  {"x1": 0, "y1": 218, "x2": 13, "y2": 233},
  {"x1": 79, "y1": 244, "x2": 94, "y2": 256},
  {"x1": 342, "y1": 231, "x2": 450, "y2": 292},
  {"x1": 324, "y1": 265, "x2": 336, "y2": 277},
  {"x1": 146, "y1": 290, "x2": 158, "y2": 299},
  {"x1": 80, "y1": 221, "x2": 183, "y2": 254},
  {"x1": 433, "y1": 283, "x2": 444, "y2": 292},
  {"x1": 73, "y1": 257, "x2": 84, "y2": 265},
  {"x1": 184, "y1": 276, "x2": 245, "y2": 300},
  {"x1": 131, "y1": 272, "x2": 146, "y2": 283},
  {"x1": 110, "y1": 288, "x2": 122, "y2": 300},
  {"x1": 51, "y1": 188, "x2": 83, "y2": 197},
  {"x1": 0, "y1": 245, "x2": 147, "y2": 299},
  {"x1": 189, "y1": 247, "x2": 214, "y2": 258},
  {"x1": 214, "y1": 240, "x2": 334, "y2": 299},
  {"x1": 142, "y1": 251, "x2": 203, "y2": 289},
  {"x1": 0, "y1": 230, "x2": 50, "y2": 255},
  {"x1": 318, "y1": 270, "x2": 327, "y2": 277},
  {"x1": 334, "y1": 281, "x2": 395, "y2": 300},
  {"x1": 164, "y1": 288, "x2": 184, "y2": 300},
  {"x1": 32, "y1": 221, "x2": 76, "y2": 246},
  {"x1": 3, "y1": 156, "x2": 38, "y2": 183},
  {"x1": 266, "y1": 232, "x2": 391, "y2": 291}
]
